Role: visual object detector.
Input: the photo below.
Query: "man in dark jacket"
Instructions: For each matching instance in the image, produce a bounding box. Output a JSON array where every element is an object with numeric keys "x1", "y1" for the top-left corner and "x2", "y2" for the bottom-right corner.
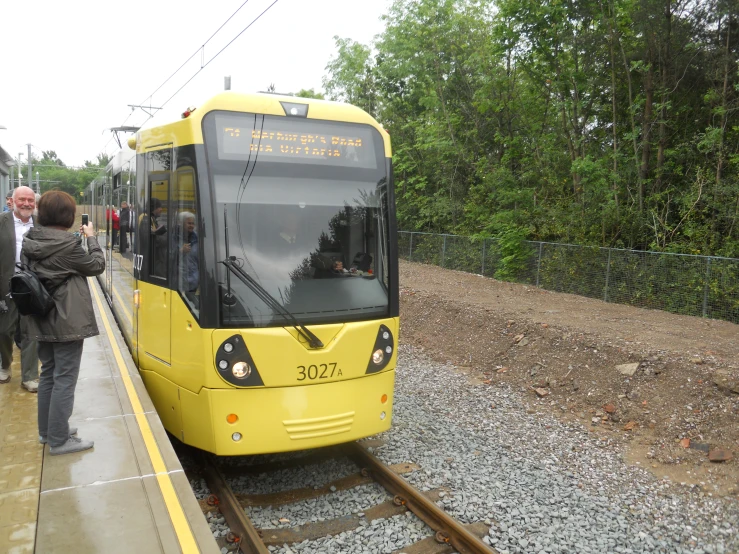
[{"x1": 0, "y1": 186, "x2": 39, "y2": 391}]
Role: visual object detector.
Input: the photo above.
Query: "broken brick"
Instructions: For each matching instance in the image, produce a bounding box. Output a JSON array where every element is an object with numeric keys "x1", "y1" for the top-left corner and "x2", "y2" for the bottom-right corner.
[{"x1": 708, "y1": 448, "x2": 733, "y2": 463}]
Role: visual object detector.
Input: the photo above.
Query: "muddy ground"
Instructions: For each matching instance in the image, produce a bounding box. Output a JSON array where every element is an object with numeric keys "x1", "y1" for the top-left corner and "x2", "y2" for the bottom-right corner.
[{"x1": 399, "y1": 260, "x2": 739, "y2": 498}]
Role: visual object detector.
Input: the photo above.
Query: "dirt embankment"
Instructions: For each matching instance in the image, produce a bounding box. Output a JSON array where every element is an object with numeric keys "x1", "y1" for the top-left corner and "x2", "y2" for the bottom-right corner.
[{"x1": 399, "y1": 260, "x2": 739, "y2": 497}]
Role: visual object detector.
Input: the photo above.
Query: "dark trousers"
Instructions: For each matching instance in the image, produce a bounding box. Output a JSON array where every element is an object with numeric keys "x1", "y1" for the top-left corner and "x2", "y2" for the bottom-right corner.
[
  {"x1": 37, "y1": 340, "x2": 84, "y2": 446},
  {"x1": 119, "y1": 225, "x2": 129, "y2": 254},
  {"x1": 0, "y1": 304, "x2": 39, "y2": 381},
  {"x1": 112, "y1": 228, "x2": 119, "y2": 248}
]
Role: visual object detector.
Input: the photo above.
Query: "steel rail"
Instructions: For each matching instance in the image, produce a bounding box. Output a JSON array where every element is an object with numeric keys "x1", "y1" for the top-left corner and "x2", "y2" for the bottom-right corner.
[
  {"x1": 347, "y1": 442, "x2": 495, "y2": 554},
  {"x1": 201, "y1": 456, "x2": 270, "y2": 554}
]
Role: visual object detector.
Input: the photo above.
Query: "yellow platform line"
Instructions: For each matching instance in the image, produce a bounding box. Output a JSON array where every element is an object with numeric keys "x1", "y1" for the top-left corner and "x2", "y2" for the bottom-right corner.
[{"x1": 90, "y1": 279, "x2": 199, "y2": 553}]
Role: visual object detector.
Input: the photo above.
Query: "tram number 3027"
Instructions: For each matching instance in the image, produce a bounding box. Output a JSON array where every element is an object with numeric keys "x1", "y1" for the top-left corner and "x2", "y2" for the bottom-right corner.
[{"x1": 297, "y1": 363, "x2": 343, "y2": 381}]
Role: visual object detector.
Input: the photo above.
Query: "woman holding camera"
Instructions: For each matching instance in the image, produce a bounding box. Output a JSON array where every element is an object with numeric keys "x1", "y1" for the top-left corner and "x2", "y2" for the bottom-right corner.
[{"x1": 21, "y1": 190, "x2": 105, "y2": 455}]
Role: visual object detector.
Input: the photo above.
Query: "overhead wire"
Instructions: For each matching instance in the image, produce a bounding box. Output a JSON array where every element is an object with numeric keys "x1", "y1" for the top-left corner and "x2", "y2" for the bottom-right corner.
[
  {"x1": 100, "y1": 0, "x2": 277, "y2": 156},
  {"x1": 139, "y1": 0, "x2": 281, "y2": 128},
  {"x1": 143, "y1": 0, "x2": 253, "y2": 103}
]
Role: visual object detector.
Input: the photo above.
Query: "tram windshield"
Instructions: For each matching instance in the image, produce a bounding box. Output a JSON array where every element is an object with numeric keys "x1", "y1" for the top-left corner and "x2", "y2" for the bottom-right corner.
[{"x1": 204, "y1": 111, "x2": 391, "y2": 327}]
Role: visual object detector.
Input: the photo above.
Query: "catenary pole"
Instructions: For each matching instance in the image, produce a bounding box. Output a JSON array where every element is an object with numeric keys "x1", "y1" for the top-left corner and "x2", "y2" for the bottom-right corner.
[{"x1": 27, "y1": 144, "x2": 32, "y2": 189}]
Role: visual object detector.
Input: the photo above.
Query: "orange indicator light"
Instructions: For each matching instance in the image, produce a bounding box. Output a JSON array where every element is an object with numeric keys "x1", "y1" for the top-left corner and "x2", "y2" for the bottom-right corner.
[
  {"x1": 381, "y1": 394, "x2": 388, "y2": 404},
  {"x1": 226, "y1": 414, "x2": 238, "y2": 424}
]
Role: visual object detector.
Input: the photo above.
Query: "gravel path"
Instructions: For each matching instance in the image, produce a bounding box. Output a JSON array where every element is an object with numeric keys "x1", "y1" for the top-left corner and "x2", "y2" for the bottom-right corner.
[{"x1": 191, "y1": 346, "x2": 738, "y2": 554}]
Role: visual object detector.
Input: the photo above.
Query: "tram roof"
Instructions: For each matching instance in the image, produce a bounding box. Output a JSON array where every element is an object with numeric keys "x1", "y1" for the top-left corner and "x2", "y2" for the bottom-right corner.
[{"x1": 132, "y1": 91, "x2": 391, "y2": 157}]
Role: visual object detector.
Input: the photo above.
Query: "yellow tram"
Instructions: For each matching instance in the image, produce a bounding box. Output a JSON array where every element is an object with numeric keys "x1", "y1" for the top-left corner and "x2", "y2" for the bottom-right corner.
[{"x1": 84, "y1": 92, "x2": 399, "y2": 455}]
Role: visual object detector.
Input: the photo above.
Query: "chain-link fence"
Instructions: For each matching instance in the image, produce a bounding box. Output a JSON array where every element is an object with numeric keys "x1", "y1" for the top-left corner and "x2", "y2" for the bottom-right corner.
[{"x1": 399, "y1": 231, "x2": 739, "y2": 324}]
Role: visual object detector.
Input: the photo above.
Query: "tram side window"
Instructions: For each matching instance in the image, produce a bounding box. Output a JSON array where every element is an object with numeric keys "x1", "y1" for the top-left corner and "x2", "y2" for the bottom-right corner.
[
  {"x1": 143, "y1": 149, "x2": 171, "y2": 281},
  {"x1": 172, "y1": 167, "x2": 200, "y2": 316}
]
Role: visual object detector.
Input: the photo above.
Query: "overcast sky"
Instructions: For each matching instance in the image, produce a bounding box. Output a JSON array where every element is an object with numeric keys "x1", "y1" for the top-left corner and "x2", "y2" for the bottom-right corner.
[{"x1": 0, "y1": 0, "x2": 391, "y2": 168}]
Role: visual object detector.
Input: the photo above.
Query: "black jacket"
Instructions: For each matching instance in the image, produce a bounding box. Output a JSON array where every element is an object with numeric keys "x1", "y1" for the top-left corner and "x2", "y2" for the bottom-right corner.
[
  {"x1": 21, "y1": 227, "x2": 106, "y2": 342},
  {"x1": 0, "y1": 211, "x2": 33, "y2": 302},
  {"x1": 119, "y1": 207, "x2": 132, "y2": 229}
]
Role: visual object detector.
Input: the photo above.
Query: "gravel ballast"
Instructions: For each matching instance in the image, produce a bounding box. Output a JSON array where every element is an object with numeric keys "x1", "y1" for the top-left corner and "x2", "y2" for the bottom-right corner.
[
  {"x1": 191, "y1": 346, "x2": 738, "y2": 554},
  {"x1": 373, "y1": 346, "x2": 738, "y2": 554}
]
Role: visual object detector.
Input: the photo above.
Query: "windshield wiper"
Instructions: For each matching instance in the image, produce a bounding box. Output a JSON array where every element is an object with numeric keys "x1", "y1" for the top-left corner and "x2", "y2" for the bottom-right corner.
[{"x1": 220, "y1": 257, "x2": 324, "y2": 349}]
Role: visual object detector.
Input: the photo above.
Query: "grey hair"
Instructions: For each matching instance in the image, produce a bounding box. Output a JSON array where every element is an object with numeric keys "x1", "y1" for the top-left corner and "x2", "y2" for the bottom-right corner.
[{"x1": 178, "y1": 211, "x2": 195, "y2": 226}]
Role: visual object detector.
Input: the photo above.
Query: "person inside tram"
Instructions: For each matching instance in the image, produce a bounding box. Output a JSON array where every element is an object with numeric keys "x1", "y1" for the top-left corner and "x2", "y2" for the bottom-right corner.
[
  {"x1": 331, "y1": 258, "x2": 350, "y2": 276},
  {"x1": 139, "y1": 198, "x2": 167, "y2": 277},
  {"x1": 174, "y1": 211, "x2": 199, "y2": 307},
  {"x1": 3, "y1": 191, "x2": 12, "y2": 212},
  {"x1": 119, "y1": 201, "x2": 132, "y2": 255}
]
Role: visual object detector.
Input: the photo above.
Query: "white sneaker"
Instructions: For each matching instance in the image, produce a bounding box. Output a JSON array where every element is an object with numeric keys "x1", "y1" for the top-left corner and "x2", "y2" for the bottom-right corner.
[
  {"x1": 50, "y1": 436, "x2": 94, "y2": 456},
  {"x1": 21, "y1": 380, "x2": 39, "y2": 393},
  {"x1": 0, "y1": 368, "x2": 9, "y2": 383}
]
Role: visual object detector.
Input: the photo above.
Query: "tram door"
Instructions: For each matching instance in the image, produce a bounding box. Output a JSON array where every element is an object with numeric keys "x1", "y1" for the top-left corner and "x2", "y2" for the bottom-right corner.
[{"x1": 137, "y1": 147, "x2": 172, "y2": 366}]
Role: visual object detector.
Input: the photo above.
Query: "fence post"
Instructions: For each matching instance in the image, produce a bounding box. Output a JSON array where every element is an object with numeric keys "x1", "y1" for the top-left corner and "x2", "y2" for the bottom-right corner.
[
  {"x1": 702, "y1": 257, "x2": 712, "y2": 318},
  {"x1": 408, "y1": 233, "x2": 414, "y2": 262},
  {"x1": 441, "y1": 235, "x2": 447, "y2": 268},
  {"x1": 604, "y1": 248, "x2": 612, "y2": 302},
  {"x1": 536, "y1": 242, "x2": 543, "y2": 287},
  {"x1": 481, "y1": 239, "x2": 487, "y2": 275}
]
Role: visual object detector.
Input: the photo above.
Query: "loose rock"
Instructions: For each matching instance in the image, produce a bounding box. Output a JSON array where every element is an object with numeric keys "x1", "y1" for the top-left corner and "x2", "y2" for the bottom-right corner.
[
  {"x1": 616, "y1": 363, "x2": 640, "y2": 376},
  {"x1": 712, "y1": 369, "x2": 739, "y2": 394}
]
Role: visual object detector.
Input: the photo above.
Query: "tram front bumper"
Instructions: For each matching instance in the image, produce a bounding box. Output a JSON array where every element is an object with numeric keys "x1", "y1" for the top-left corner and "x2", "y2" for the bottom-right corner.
[{"x1": 185, "y1": 369, "x2": 395, "y2": 456}]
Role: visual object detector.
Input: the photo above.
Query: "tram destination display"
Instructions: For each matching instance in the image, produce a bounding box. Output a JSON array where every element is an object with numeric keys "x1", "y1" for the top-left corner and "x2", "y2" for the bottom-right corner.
[{"x1": 214, "y1": 113, "x2": 378, "y2": 169}]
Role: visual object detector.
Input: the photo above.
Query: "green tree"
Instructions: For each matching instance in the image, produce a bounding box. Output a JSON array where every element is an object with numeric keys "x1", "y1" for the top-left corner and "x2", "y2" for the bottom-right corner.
[
  {"x1": 323, "y1": 36, "x2": 378, "y2": 115},
  {"x1": 292, "y1": 88, "x2": 325, "y2": 99},
  {"x1": 321, "y1": 0, "x2": 739, "y2": 256}
]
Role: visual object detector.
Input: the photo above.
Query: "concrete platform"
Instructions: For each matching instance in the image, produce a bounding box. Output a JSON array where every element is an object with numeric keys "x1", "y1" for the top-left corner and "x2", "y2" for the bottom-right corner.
[{"x1": 0, "y1": 279, "x2": 218, "y2": 553}]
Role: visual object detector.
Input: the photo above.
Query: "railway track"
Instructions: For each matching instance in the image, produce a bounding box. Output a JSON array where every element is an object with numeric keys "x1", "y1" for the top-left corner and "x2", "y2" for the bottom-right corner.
[{"x1": 198, "y1": 442, "x2": 494, "y2": 554}]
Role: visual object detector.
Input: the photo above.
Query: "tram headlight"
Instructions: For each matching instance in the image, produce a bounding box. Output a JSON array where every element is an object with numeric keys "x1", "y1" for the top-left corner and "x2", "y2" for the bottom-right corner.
[
  {"x1": 232, "y1": 361, "x2": 251, "y2": 379},
  {"x1": 366, "y1": 325, "x2": 394, "y2": 374},
  {"x1": 216, "y1": 335, "x2": 263, "y2": 387}
]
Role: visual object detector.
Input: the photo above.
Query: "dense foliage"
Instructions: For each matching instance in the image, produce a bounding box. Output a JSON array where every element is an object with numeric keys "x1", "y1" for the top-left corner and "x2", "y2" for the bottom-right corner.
[
  {"x1": 323, "y1": 0, "x2": 739, "y2": 257},
  {"x1": 14, "y1": 150, "x2": 109, "y2": 198}
]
